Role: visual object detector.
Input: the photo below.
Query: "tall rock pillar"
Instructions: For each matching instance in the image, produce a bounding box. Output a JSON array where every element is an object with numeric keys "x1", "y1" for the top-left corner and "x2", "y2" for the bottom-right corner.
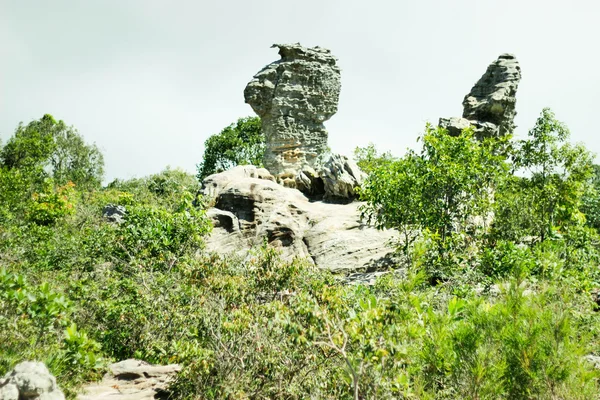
[
  {"x1": 440, "y1": 53, "x2": 521, "y2": 138},
  {"x1": 244, "y1": 43, "x2": 341, "y2": 189}
]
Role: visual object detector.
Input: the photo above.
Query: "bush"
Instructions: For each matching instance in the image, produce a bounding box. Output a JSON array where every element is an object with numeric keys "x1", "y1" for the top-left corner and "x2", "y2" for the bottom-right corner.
[{"x1": 197, "y1": 116, "x2": 264, "y2": 180}]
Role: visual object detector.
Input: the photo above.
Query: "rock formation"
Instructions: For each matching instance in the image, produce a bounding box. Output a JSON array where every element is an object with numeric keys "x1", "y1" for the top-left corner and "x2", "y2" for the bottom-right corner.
[
  {"x1": 320, "y1": 153, "x2": 366, "y2": 201},
  {"x1": 202, "y1": 166, "x2": 397, "y2": 273},
  {"x1": 77, "y1": 359, "x2": 181, "y2": 400},
  {"x1": 244, "y1": 43, "x2": 341, "y2": 190},
  {"x1": 440, "y1": 53, "x2": 521, "y2": 138},
  {"x1": 102, "y1": 204, "x2": 126, "y2": 223},
  {"x1": 1, "y1": 361, "x2": 65, "y2": 400}
]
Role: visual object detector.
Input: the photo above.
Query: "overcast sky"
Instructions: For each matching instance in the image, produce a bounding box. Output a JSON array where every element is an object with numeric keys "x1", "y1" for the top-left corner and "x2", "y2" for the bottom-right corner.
[{"x1": 1, "y1": 0, "x2": 598, "y2": 182}]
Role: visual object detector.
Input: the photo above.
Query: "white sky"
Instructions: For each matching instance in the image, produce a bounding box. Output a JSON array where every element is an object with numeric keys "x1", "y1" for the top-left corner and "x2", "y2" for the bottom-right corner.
[{"x1": 1, "y1": 0, "x2": 598, "y2": 182}]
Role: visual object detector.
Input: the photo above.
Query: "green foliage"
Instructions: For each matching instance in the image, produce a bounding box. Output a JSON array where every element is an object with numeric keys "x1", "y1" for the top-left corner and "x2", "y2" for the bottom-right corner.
[
  {"x1": 0, "y1": 167, "x2": 211, "y2": 394},
  {"x1": 495, "y1": 108, "x2": 594, "y2": 242},
  {"x1": 26, "y1": 181, "x2": 77, "y2": 226},
  {"x1": 0, "y1": 114, "x2": 104, "y2": 189},
  {"x1": 0, "y1": 114, "x2": 57, "y2": 170},
  {"x1": 111, "y1": 192, "x2": 210, "y2": 270},
  {"x1": 582, "y1": 164, "x2": 600, "y2": 231},
  {"x1": 360, "y1": 125, "x2": 508, "y2": 251},
  {"x1": 3, "y1": 109, "x2": 600, "y2": 399},
  {"x1": 353, "y1": 142, "x2": 396, "y2": 174},
  {"x1": 196, "y1": 116, "x2": 264, "y2": 180}
]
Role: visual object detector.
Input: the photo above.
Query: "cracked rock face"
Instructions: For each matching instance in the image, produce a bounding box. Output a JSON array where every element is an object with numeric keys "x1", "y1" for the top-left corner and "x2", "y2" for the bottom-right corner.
[
  {"x1": 244, "y1": 43, "x2": 341, "y2": 189},
  {"x1": 440, "y1": 54, "x2": 521, "y2": 138},
  {"x1": 320, "y1": 153, "x2": 365, "y2": 201}
]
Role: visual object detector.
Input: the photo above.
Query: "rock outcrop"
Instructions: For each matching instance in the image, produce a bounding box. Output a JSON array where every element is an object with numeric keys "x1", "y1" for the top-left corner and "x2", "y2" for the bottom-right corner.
[
  {"x1": 102, "y1": 204, "x2": 126, "y2": 224},
  {"x1": 77, "y1": 359, "x2": 181, "y2": 400},
  {"x1": 203, "y1": 166, "x2": 397, "y2": 273},
  {"x1": 1, "y1": 361, "x2": 65, "y2": 400},
  {"x1": 320, "y1": 153, "x2": 366, "y2": 201},
  {"x1": 440, "y1": 53, "x2": 521, "y2": 138},
  {"x1": 244, "y1": 43, "x2": 341, "y2": 191}
]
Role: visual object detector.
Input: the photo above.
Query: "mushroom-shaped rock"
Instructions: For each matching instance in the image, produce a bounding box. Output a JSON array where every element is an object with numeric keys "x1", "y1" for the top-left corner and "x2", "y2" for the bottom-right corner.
[{"x1": 244, "y1": 43, "x2": 341, "y2": 190}]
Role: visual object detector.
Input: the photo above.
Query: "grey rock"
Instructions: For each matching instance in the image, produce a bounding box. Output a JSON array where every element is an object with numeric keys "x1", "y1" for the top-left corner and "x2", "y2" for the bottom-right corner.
[
  {"x1": 294, "y1": 167, "x2": 324, "y2": 196},
  {"x1": 203, "y1": 166, "x2": 397, "y2": 273},
  {"x1": 2, "y1": 361, "x2": 64, "y2": 400},
  {"x1": 0, "y1": 380, "x2": 19, "y2": 400},
  {"x1": 77, "y1": 359, "x2": 180, "y2": 400},
  {"x1": 585, "y1": 355, "x2": 600, "y2": 370},
  {"x1": 438, "y1": 117, "x2": 473, "y2": 136},
  {"x1": 342, "y1": 269, "x2": 405, "y2": 286},
  {"x1": 320, "y1": 153, "x2": 366, "y2": 201},
  {"x1": 244, "y1": 43, "x2": 341, "y2": 191},
  {"x1": 102, "y1": 204, "x2": 126, "y2": 224},
  {"x1": 463, "y1": 53, "x2": 521, "y2": 137},
  {"x1": 201, "y1": 165, "x2": 275, "y2": 206},
  {"x1": 440, "y1": 54, "x2": 521, "y2": 139}
]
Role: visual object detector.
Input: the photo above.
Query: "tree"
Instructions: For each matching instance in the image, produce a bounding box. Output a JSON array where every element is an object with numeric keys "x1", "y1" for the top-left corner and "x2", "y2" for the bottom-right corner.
[
  {"x1": 0, "y1": 114, "x2": 104, "y2": 189},
  {"x1": 353, "y1": 143, "x2": 396, "y2": 175},
  {"x1": 581, "y1": 165, "x2": 600, "y2": 231},
  {"x1": 360, "y1": 125, "x2": 507, "y2": 251},
  {"x1": 494, "y1": 108, "x2": 594, "y2": 242},
  {"x1": 196, "y1": 116, "x2": 264, "y2": 180}
]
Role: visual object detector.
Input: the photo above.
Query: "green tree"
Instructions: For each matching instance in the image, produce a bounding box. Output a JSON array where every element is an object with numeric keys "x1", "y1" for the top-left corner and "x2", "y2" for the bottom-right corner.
[
  {"x1": 494, "y1": 108, "x2": 594, "y2": 242},
  {"x1": 581, "y1": 164, "x2": 600, "y2": 231},
  {"x1": 196, "y1": 116, "x2": 264, "y2": 180},
  {"x1": 0, "y1": 114, "x2": 104, "y2": 189},
  {"x1": 353, "y1": 143, "x2": 396, "y2": 175},
  {"x1": 360, "y1": 125, "x2": 507, "y2": 251}
]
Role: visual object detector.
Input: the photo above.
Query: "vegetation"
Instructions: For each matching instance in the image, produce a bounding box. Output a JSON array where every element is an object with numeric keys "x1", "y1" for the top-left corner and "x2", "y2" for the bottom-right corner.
[
  {"x1": 1, "y1": 114, "x2": 104, "y2": 190},
  {"x1": 196, "y1": 116, "x2": 264, "y2": 180},
  {"x1": 2, "y1": 110, "x2": 600, "y2": 399}
]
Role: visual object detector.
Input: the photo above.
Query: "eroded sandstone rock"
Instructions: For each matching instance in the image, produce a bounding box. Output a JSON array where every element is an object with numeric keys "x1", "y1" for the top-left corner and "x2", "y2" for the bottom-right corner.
[
  {"x1": 77, "y1": 359, "x2": 181, "y2": 400},
  {"x1": 244, "y1": 43, "x2": 341, "y2": 190},
  {"x1": 440, "y1": 54, "x2": 521, "y2": 138},
  {"x1": 202, "y1": 166, "x2": 397, "y2": 273},
  {"x1": 320, "y1": 153, "x2": 366, "y2": 202}
]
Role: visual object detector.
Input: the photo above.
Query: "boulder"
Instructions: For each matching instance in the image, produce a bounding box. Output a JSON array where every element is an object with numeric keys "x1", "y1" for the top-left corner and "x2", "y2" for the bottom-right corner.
[
  {"x1": 1, "y1": 361, "x2": 64, "y2": 400},
  {"x1": 203, "y1": 166, "x2": 397, "y2": 273},
  {"x1": 244, "y1": 43, "x2": 341, "y2": 192},
  {"x1": 77, "y1": 359, "x2": 181, "y2": 400},
  {"x1": 102, "y1": 204, "x2": 126, "y2": 224},
  {"x1": 320, "y1": 153, "x2": 366, "y2": 201}
]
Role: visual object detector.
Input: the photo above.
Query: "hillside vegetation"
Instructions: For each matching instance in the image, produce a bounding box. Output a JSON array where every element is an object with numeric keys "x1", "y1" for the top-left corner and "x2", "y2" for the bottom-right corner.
[{"x1": 2, "y1": 111, "x2": 600, "y2": 399}]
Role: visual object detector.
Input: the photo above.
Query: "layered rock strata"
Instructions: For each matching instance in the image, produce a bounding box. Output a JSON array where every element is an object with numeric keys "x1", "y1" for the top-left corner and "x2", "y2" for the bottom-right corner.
[
  {"x1": 202, "y1": 166, "x2": 397, "y2": 273},
  {"x1": 244, "y1": 43, "x2": 341, "y2": 190},
  {"x1": 440, "y1": 53, "x2": 521, "y2": 138}
]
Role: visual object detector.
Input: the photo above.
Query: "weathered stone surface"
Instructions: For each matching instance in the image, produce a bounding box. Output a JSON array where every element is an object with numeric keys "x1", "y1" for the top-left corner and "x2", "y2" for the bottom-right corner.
[
  {"x1": 463, "y1": 53, "x2": 521, "y2": 136},
  {"x1": 320, "y1": 153, "x2": 365, "y2": 201},
  {"x1": 102, "y1": 204, "x2": 126, "y2": 224},
  {"x1": 244, "y1": 43, "x2": 341, "y2": 190},
  {"x1": 438, "y1": 117, "x2": 472, "y2": 137},
  {"x1": 202, "y1": 165, "x2": 275, "y2": 205},
  {"x1": 2, "y1": 361, "x2": 64, "y2": 400},
  {"x1": 77, "y1": 359, "x2": 181, "y2": 400},
  {"x1": 203, "y1": 166, "x2": 397, "y2": 273},
  {"x1": 440, "y1": 54, "x2": 521, "y2": 138},
  {"x1": 0, "y1": 380, "x2": 19, "y2": 400}
]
